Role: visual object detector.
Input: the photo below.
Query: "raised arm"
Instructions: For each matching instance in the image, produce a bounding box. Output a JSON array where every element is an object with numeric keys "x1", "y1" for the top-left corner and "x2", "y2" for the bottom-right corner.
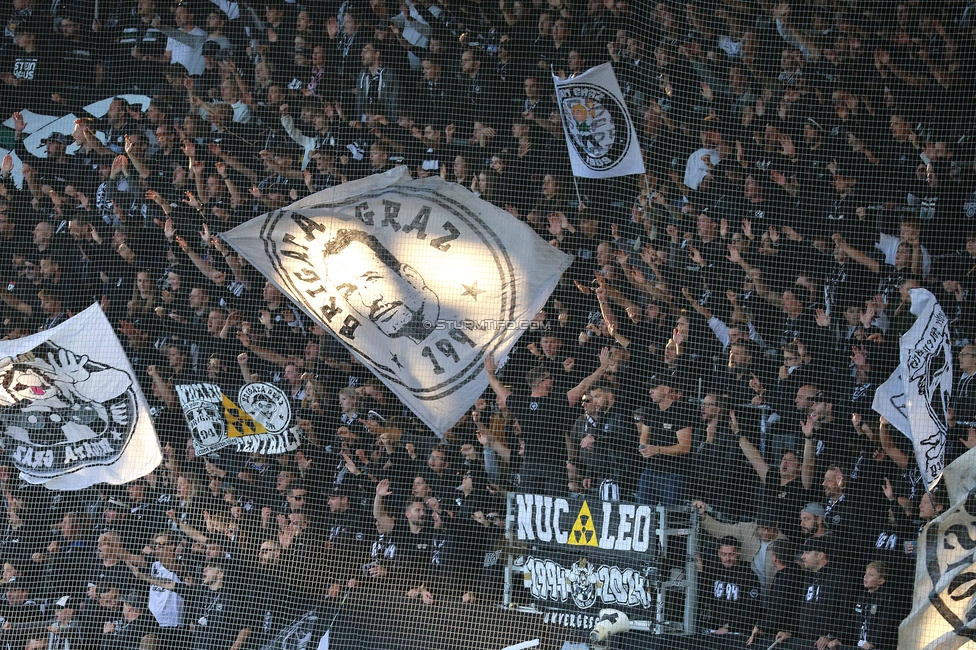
[
  {"x1": 484, "y1": 354, "x2": 512, "y2": 411},
  {"x1": 727, "y1": 243, "x2": 782, "y2": 306},
  {"x1": 878, "y1": 416, "x2": 909, "y2": 470},
  {"x1": 175, "y1": 236, "x2": 223, "y2": 285},
  {"x1": 146, "y1": 365, "x2": 177, "y2": 410},
  {"x1": 681, "y1": 286, "x2": 713, "y2": 320},
  {"x1": 733, "y1": 411, "x2": 771, "y2": 484},
  {"x1": 832, "y1": 233, "x2": 880, "y2": 274},
  {"x1": 596, "y1": 284, "x2": 631, "y2": 347},
  {"x1": 800, "y1": 413, "x2": 817, "y2": 490},
  {"x1": 373, "y1": 479, "x2": 396, "y2": 534},
  {"x1": 124, "y1": 136, "x2": 152, "y2": 179},
  {"x1": 235, "y1": 329, "x2": 295, "y2": 368},
  {"x1": 474, "y1": 415, "x2": 511, "y2": 463},
  {"x1": 566, "y1": 347, "x2": 611, "y2": 406}
]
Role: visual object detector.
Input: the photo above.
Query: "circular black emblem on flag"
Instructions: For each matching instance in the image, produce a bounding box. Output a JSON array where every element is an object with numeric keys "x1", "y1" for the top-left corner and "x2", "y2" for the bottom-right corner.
[{"x1": 558, "y1": 83, "x2": 635, "y2": 174}]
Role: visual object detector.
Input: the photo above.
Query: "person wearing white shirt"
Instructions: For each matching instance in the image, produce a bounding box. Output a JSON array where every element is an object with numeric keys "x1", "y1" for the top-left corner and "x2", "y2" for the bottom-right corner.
[
  {"x1": 875, "y1": 218, "x2": 930, "y2": 278},
  {"x1": 163, "y1": 4, "x2": 208, "y2": 76},
  {"x1": 126, "y1": 532, "x2": 187, "y2": 645}
]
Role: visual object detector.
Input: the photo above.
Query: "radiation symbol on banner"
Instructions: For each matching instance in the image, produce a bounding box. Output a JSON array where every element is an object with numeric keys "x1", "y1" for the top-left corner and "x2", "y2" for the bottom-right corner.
[
  {"x1": 568, "y1": 501, "x2": 598, "y2": 547},
  {"x1": 222, "y1": 394, "x2": 268, "y2": 437}
]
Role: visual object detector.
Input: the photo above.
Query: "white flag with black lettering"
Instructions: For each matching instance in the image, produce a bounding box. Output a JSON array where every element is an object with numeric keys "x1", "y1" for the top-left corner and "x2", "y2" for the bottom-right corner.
[
  {"x1": 553, "y1": 63, "x2": 645, "y2": 179},
  {"x1": 872, "y1": 287, "x2": 952, "y2": 489},
  {"x1": 222, "y1": 168, "x2": 574, "y2": 434},
  {"x1": 0, "y1": 304, "x2": 161, "y2": 489}
]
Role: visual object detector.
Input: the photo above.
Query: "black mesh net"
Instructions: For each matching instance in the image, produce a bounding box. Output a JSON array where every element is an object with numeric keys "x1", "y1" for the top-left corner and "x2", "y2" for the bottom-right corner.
[{"x1": 0, "y1": 0, "x2": 971, "y2": 648}]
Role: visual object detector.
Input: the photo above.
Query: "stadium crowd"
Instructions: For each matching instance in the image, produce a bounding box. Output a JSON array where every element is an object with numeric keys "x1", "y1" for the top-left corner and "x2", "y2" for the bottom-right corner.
[{"x1": 0, "y1": 0, "x2": 974, "y2": 647}]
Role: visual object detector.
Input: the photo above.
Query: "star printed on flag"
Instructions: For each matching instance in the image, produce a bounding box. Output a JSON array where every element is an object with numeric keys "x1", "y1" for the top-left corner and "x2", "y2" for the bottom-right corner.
[{"x1": 461, "y1": 282, "x2": 487, "y2": 301}]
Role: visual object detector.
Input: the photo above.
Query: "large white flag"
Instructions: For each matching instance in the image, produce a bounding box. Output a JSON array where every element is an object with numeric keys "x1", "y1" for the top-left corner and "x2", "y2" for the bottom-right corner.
[
  {"x1": 222, "y1": 168, "x2": 574, "y2": 434},
  {"x1": 900, "y1": 447, "x2": 976, "y2": 649},
  {"x1": 553, "y1": 63, "x2": 645, "y2": 179},
  {"x1": 873, "y1": 288, "x2": 952, "y2": 490},
  {"x1": 0, "y1": 304, "x2": 161, "y2": 489}
]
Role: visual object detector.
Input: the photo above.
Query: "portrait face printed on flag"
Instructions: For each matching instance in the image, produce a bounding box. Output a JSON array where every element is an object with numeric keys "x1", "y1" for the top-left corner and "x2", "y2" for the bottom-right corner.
[
  {"x1": 0, "y1": 343, "x2": 137, "y2": 478},
  {"x1": 243, "y1": 194, "x2": 515, "y2": 398},
  {"x1": 222, "y1": 172, "x2": 574, "y2": 434},
  {"x1": 321, "y1": 229, "x2": 440, "y2": 344}
]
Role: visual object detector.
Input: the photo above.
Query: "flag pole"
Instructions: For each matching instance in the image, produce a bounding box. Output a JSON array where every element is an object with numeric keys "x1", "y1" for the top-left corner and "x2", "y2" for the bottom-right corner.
[{"x1": 572, "y1": 175, "x2": 584, "y2": 207}]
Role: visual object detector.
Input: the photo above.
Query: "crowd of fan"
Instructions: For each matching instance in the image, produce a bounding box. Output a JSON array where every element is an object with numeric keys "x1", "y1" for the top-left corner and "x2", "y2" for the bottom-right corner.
[{"x1": 0, "y1": 0, "x2": 974, "y2": 648}]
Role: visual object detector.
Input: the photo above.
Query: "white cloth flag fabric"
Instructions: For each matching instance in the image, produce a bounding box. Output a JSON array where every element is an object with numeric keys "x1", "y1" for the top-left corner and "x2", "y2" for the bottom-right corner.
[
  {"x1": 872, "y1": 287, "x2": 952, "y2": 489},
  {"x1": 222, "y1": 168, "x2": 574, "y2": 434},
  {"x1": 899, "y1": 446, "x2": 976, "y2": 650},
  {"x1": 553, "y1": 63, "x2": 645, "y2": 179},
  {"x1": 0, "y1": 304, "x2": 161, "y2": 489}
]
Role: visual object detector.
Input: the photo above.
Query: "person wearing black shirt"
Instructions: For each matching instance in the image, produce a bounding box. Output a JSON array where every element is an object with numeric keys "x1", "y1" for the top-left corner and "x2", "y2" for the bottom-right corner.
[
  {"x1": 778, "y1": 536, "x2": 851, "y2": 650},
  {"x1": 484, "y1": 348, "x2": 613, "y2": 495},
  {"x1": 421, "y1": 446, "x2": 454, "y2": 504},
  {"x1": 566, "y1": 384, "x2": 634, "y2": 500},
  {"x1": 31, "y1": 511, "x2": 94, "y2": 602},
  {"x1": 451, "y1": 467, "x2": 502, "y2": 597},
  {"x1": 326, "y1": 483, "x2": 370, "y2": 544},
  {"x1": 329, "y1": 7, "x2": 365, "y2": 102},
  {"x1": 747, "y1": 539, "x2": 806, "y2": 647},
  {"x1": 800, "y1": 398, "x2": 853, "y2": 478},
  {"x1": 52, "y1": 12, "x2": 106, "y2": 109},
  {"x1": 0, "y1": 575, "x2": 45, "y2": 649},
  {"x1": 371, "y1": 480, "x2": 456, "y2": 647},
  {"x1": 455, "y1": 47, "x2": 498, "y2": 124},
  {"x1": 414, "y1": 54, "x2": 457, "y2": 127},
  {"x1": 814, "y1": 461, "x2": 878, "y2": 567},
  {"x1": 88, "y1": 532, "x2": 139, "y2": 599},
  {"x1": 951, "y1": 343, "x2": 976, "y2": 428},
  {"x1": 40, "y1": 594, "x2": 85, "y2": 650},
  {"x1": 10, "y1": 114, "x2": 97, "y2": 199},
  {"x1": 697, "y1": 536, "x2": 762, "y2": 640},
  {"x1": 188, "y1": 561, "x2": 251, "y2": 650},
  {"x1": 248, "y1": 540, "x2": 292, "y2": 649},
  {"x1": 0, "y1": 20, "x2": 55, "y2": 115},
  {"x1": 322, "y1": 482, "x2": 372, "y2": 605},
  {"x1": 121, "y1": 479, "x2": 166, "y2": 552},
  {"x1": 101, "y1": 589, "x2": 155, "y2": 650},
  {"x1": 838, "y1": 561, "x2": 900, "y2": 650},
  {"x1": 82, "y1": 582, "x2": 124, "y2": 645},
  {"x1": 636, "y1": 381, "x2": 694, "y2": 507},
  {"x1": 738, "y1": 434, "x2": 812, "y2": 542}
]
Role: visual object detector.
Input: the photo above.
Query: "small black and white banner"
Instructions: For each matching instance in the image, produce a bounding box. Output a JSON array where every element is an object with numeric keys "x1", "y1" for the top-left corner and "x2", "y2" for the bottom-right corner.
[
  {"x1": 553, "y1": 63, "x2": 645, "y2": 179},
  {"x1": 873, "y1": 288, "x2": 952, "y2": 489},
  {"x1": 0, "y1": 304, "x2": 160, "y2": 489},
  {"x1": 517, "y1": 556, "x2": 653, "y2": 611},
  {"x1": 176, "y1": 382, "x2": 301, "y2": 456}
]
